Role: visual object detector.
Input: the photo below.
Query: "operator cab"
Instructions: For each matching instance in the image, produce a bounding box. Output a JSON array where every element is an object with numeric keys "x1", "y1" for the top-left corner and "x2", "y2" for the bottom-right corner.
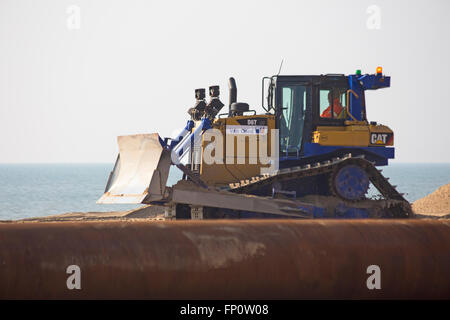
[
  {"x1": 263, "y1": 74, "x2": 367, "y2": 157},
  {"x1": 262, "y1": 71, "x2": 391, "y2": 166}
]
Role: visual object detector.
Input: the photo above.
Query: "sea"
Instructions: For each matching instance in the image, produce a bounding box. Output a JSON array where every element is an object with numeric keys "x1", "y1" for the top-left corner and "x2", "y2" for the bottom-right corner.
[{"x1": 0, "y1": 163, "x2": 449, "y2": 221}]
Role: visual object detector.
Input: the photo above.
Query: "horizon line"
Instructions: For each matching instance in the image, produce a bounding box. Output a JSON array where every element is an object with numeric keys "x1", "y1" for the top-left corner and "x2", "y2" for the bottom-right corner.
[{"x1": 1, "y1": 161, "x2": 450, "y2": 165}]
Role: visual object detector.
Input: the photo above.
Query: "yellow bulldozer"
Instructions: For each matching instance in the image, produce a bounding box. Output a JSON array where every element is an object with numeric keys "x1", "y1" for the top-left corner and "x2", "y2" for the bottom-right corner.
[{"x1": 98, "y1": 67, "x2": 411, "y2": 219}]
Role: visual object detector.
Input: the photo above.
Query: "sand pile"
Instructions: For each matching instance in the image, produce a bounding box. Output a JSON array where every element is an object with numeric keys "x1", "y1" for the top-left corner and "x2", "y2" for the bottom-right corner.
[{"x1": 412, "y1": 183, "x2": 450, "y2": 216}]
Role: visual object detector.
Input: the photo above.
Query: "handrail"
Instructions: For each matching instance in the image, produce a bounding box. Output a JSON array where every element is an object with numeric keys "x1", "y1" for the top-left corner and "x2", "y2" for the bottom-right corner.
[{"x1": 345, "y1": 89, "x2": 359, "y2": 121}]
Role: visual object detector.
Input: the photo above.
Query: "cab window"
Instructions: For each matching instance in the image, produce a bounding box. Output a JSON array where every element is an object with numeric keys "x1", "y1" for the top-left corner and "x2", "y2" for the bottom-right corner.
[
  {"x1": 280, "y1": 85, "x2": 308, "y2": 155},
  {"x1": 320, "y1": 88, "x2": 347, "y2": 119}
]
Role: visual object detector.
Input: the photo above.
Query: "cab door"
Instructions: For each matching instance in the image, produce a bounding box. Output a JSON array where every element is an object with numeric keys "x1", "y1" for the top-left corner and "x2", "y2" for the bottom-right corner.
[
  {"x1": 312, "y1": 76, "x2": 349, "y2": 129},
  {"x1": 275, "y1": 77, "x2": 312, "y2": 159}
]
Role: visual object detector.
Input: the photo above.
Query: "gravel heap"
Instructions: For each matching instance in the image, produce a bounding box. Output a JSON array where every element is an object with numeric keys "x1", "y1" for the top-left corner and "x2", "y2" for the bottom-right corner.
[{"x1": 412, "y1": 183, "x2": 450, "y2": 216}]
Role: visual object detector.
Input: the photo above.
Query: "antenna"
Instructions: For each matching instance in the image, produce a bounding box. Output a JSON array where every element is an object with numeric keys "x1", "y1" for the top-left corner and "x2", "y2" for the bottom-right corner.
[{"x1": 277, "y1": 58, "x2": 284, "y2": 76}]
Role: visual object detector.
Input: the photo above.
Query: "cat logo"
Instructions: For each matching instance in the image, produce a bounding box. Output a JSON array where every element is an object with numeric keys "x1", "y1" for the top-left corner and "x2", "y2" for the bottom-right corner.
[{"x1": 370, "y1": 133, "x2": 388, "y2": 145}]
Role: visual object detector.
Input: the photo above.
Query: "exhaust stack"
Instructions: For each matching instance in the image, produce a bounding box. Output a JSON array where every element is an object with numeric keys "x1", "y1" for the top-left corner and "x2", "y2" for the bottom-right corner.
[{"x1": 228, "y1": 77, "x2": 237, "y2": 116}]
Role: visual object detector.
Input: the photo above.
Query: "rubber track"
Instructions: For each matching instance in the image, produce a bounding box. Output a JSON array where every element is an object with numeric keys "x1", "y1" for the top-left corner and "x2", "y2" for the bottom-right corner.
[{"x1": 224, "y1": 155, "x2": 411, "y2": 216}]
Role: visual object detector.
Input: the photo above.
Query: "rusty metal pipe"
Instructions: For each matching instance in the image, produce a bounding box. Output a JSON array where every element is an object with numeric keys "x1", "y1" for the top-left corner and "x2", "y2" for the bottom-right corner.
[{"x1": 0, "y1": 220, "x2": 449, "y2": 299}]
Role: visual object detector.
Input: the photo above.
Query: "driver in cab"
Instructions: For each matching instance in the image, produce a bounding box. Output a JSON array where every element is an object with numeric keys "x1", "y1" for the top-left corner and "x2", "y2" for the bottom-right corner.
[{"x1": 321, "y1": 91, "x2": 345, "y2": 118}]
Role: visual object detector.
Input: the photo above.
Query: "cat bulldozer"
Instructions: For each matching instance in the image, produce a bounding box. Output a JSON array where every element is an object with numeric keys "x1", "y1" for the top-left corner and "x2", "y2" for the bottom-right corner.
[{"x1": 98, "y1": 67, "x2": 412, "y2": 219}]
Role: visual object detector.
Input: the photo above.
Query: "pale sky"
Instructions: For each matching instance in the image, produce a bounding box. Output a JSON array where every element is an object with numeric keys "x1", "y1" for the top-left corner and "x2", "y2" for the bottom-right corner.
[{"x1": 1, "y1": 0, "x2": 449, "y2": 163}]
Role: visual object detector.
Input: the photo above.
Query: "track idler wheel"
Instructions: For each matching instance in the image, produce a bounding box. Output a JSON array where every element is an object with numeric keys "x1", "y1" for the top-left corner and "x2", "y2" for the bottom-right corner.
[{"x1": 331, "y1": 164, "x2": 370, "y2": 201}]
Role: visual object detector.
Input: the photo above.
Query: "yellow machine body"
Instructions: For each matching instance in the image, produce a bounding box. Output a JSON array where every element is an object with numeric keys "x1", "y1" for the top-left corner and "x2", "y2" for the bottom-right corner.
[
  {"x1": 200, "y1": 114, "x2": 276, "y2": 186},
  {"x1": 199, "y1": 116, "x2": 394, "y2": 186},
  {"x1": 313, "y1": 122, "x2": 394, "y2": 147}
]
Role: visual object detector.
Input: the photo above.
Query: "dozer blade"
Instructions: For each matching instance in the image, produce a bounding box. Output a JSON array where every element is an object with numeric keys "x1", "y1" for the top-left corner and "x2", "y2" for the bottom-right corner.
[{"x1": 97, "y1": 133, "x2": 172, "y2": 204}]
